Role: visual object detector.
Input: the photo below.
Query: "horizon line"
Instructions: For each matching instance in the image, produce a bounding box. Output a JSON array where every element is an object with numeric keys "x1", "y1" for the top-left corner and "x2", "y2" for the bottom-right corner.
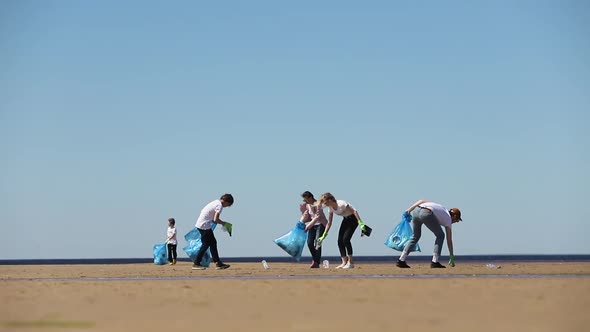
[{"x1": 2, "y1": 254, "x2": 590, "y2": 265}]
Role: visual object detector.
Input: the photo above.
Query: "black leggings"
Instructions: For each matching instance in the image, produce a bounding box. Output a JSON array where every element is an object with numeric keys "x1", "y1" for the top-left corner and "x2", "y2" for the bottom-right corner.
[
  {"x1": 338, "y1": 215, "x2": 358, "y2": 257},
  {"x1": 167, "y1": 243, "x2": 177, "y2": 262},
  {"x1": 194, "y1": 228, "x2": 220, "y2": 265}
]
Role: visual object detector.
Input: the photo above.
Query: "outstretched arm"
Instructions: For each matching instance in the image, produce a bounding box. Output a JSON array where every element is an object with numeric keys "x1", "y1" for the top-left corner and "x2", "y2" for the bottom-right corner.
[
  {"x1": 445, "y1": 226, "x2": 454, "y2": 255},
  {"x1": 324, "y1": 211, "x2": 334, "y2": 234},
  {"x1": 347, "y1": 206, "x2": 367, "y2": 230},
  {"x1": 212, "y1": 211, "x2": 226, "y2": 226},
  {"x1": 315, "y1": 210, "x2": 333, "y2": 245},
  {"x1": 445, "y1": 226, "x2": 455, "y2": 266},
  {"x1": 347, "y1": 206, "x2": 362, "y2": 222}
]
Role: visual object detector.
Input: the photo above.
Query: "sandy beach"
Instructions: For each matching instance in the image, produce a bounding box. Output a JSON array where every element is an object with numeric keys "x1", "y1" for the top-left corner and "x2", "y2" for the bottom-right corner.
[{"x1": 1, "y1": 262, "x2": 589, "y2": 332}]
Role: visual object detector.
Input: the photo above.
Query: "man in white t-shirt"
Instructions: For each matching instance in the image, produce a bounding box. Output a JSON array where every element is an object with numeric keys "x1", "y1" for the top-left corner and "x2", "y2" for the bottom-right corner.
[
  {"x1": 396, "y1": 200, "x2": 462, "y2": 268},
  {"x1": 192, "y1": 194, "x2": 234, "y2": 270}
]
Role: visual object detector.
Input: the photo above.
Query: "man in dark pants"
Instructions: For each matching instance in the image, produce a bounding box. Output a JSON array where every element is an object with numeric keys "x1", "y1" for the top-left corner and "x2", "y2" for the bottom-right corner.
[{"x1": 192, "y1": 194, "x2": 234, "y2": 270}]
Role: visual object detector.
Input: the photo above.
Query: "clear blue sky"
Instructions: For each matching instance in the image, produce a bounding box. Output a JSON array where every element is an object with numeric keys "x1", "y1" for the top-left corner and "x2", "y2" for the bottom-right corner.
[{"x1": 1, "y1": 1, "x2": 588, "y2": 259}]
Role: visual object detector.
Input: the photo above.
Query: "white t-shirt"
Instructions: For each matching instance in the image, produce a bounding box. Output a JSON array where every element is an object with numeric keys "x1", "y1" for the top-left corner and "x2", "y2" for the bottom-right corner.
[
  {"x1": 419, "y1": 202, "x2": 452, "y2": 227},
  {"x1": 196, "y1": 199, "x2": 223, "y2": 230},
  {"x1": 329, "y1": 200, "x2": 354, "y2": 217},
  {"x1": 167, "y1": 226, "x2": 177, "y2": 245}
]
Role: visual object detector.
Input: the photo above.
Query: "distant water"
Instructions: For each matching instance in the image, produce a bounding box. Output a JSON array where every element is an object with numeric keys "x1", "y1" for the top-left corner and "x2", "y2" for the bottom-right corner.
[{"x1": 1, "y1": 255, "x2": 589, "y2": 265}]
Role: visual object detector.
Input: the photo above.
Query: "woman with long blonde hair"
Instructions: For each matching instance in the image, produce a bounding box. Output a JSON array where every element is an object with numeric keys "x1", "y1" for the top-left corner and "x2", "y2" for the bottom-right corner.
[{"x1": 315, "y1": 193, "x2": 367, "y2": 269}]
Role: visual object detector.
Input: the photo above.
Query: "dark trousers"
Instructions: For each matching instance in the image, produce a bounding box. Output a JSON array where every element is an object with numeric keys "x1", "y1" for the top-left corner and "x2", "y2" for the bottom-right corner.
[
  {"x1": 307, "y1": 224, "x2": 326, "y2": 264},
  {"x1": 167, "y1": 243, "x2": 177, "y2": 262},
  {"x1": 194, "y1": 228, "x2": 221, "y2": 265},
  {"x1": 338, "y1": 215, "x2": 358, "y2": 257}
]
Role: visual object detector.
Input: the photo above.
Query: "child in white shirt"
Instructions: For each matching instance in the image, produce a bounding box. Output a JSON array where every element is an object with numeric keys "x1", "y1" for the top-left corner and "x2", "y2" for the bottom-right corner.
[{"x1": 166, "y1": 218, "x2": 178, "y2": 265}]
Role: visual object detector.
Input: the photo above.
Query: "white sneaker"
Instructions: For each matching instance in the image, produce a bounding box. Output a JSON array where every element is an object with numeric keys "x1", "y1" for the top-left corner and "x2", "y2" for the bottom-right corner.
[
  {"x1": 335, "y1": 263, "x2": 347, "y2": 269},
  {"x1": 343, "y1": 263, "x2": 354, "y2": 269}
]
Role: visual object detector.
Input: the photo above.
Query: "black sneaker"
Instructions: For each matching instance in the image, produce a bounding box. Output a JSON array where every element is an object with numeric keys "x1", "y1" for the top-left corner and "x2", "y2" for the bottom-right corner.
[
  {"x1": 216, "y1": 262, "x2": 230, "y2": 270},
  {"x1": 430, "y1": 262, "x2": 446, "y2": 268},
  {"x1": 191, "y1": 264, "x2": 206, "y2": 270},
  {"x1": 396, "y1": 260, "x2": 411, "y2": 268}
]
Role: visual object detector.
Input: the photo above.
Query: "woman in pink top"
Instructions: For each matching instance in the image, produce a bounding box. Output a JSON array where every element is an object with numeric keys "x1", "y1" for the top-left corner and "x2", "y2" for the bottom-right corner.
[{"x1": 300, "y1": 191, "x2": 328, "y2": 268}]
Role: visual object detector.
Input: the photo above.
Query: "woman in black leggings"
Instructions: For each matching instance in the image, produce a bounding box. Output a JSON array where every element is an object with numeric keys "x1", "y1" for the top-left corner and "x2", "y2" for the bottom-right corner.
[{"x1": 317, "y1": 193, "x2": 367, "y2": 269}]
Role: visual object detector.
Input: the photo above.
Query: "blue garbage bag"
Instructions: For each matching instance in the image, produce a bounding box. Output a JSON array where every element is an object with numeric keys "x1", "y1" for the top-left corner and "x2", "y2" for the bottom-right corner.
[
  {"x1": 153, "y1": 243, "x2": 168, "y2": 265},
  {"x1": 183, "y1": 223, "x2": 217, "y2": 267},
  {"x1": 384, "y1": 212, "x2": 421, "y2": 252},
  {"x1": 274, "y1": 221, "x2": 307, "y2": 261}
]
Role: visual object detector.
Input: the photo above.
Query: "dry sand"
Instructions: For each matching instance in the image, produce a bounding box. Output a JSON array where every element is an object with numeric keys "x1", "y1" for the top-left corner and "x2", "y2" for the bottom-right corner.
[{"x1": 1, "y1": 262, "x2": 589, "y2": 332}]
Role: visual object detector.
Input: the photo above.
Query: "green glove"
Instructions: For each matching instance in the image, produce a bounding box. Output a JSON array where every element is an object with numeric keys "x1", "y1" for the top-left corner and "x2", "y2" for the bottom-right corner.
[
  {"x1": 358, "y1": 219, "x2": 366, "y2": 231},
  {"x1": 315, "y1": 231, "x2": 328, "y2": 249},
  {"x1": 449, "y1": 255, "x2": 455, "y2": 267},
  {"x1": 223, "y1": 222, "x2": 233, "y2": 236}
]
